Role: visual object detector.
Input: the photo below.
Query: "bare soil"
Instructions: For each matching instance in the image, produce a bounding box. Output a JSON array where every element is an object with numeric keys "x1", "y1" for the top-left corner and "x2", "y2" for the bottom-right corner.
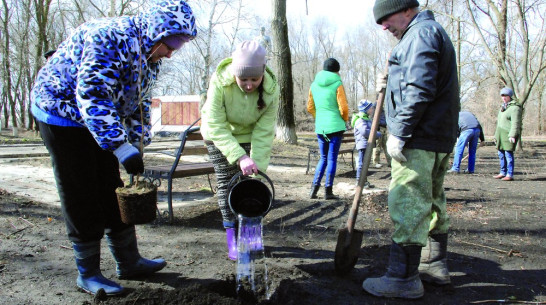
[{"x1": 1, "y1": 130, "x2": 545, "y2": 305}]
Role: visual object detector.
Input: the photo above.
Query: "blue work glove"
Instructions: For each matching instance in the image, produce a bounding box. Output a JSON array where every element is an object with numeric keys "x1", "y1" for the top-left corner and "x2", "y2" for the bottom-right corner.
[
  {"x1": 114, "y1": 143, "x2": 144, "y2": 175},
  {"x1": 387, "y1": 135, "x2": 407, "y2": 163}
]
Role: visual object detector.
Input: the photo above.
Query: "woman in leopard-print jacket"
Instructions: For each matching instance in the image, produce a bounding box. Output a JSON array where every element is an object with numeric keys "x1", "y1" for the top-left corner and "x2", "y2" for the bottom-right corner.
[{"x1": 31, "y1": 0, "x2": 197, "y2": 296}]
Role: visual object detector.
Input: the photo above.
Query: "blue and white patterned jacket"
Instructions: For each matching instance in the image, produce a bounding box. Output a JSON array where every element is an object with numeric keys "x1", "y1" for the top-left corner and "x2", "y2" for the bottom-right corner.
[{"x1": 31, "y1": 0, "x2": 196, "y2": 151}]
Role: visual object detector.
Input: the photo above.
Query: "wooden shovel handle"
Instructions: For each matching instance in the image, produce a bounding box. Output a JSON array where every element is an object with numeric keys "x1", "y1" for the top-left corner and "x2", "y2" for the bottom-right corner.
[{"x1": 346, "y1": 57, "x2": 390, "y2": 233}]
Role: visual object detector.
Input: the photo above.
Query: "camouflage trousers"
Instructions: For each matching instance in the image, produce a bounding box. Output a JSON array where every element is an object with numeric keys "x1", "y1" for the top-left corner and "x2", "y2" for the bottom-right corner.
[{"x1": 389, "y1": 148, "x2": 451, "y2": 246}]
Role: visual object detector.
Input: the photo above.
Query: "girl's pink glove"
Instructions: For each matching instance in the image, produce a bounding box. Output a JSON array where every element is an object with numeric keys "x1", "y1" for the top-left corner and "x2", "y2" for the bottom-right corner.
[{"x1": 238, "y1": 155, "x2": 258, "y2": 176}]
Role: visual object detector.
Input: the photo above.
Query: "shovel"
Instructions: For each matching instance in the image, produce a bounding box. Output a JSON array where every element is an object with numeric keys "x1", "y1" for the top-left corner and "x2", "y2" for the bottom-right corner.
[{"x1": 334, "y1": 61, "x2": 389, "y2": 275}]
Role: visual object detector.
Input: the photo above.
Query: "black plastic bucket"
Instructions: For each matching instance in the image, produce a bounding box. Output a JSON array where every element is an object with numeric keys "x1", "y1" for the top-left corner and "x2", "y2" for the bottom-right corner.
[{"x1": 228, "y1": 170, "x2": 275, "y2": 218}]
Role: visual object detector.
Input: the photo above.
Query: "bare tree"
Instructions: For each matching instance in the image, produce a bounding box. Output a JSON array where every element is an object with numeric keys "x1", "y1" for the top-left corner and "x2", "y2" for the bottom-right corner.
[
  {"x1": 271, "y1": 0, "x2": 296, "y2": 143},
  {"x1": 1, "y1": 0, "x2": 17, "y2": 133},
  {"x1": 465, "y1": 0, "x2": 546, "y2": 146},
  {"x1": 343, "y1": 22, "x2": 392, "y2": 108},
  {"x1": 186, "y1": 0, "x2": 248, "y2": 108},
  {"x1": 107, "y1": 0, "x2": 134, "y2": 17},
  {"x1": 286, "y1": 15, "x2": 315, "y2": 130},
  {"x1": 466, "y1": 0, "x2": 546, "y2": 106},
  {"x1": 533, "y1": 70, "x2": 545, "y2": 134}
]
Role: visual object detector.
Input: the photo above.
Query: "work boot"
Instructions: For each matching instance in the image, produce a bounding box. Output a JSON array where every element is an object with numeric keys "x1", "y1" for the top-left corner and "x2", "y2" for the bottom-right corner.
[
  {"x1": 72, "y1": 240, "x2": 124, "y2": 296},
  {"x1": 226, "y1": 227, "x2": 238, "y2": 261},
  {"x1": 106, "y1": 227, "x2": 167, "y2": 279},
  {"x1": 309, "y1": 184, "x2": 320, "y2": 199},
  {"x1": 362, "y1": 242, "x2": 424, "y2": 299},
  {"x1": 324, "y1": 186, "x2": 338, "y2": 200},
  {"x1": 419, "y1": 234, "x2": 451, "y2": 285}
]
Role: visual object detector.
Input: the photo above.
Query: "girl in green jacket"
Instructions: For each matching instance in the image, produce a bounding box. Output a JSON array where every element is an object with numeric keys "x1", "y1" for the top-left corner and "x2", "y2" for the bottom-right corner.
[
  {"x1": 306, "y1": 58, "x2": 350, "y2": 200},
  {"x1": 201, "y1": 40, "x2": 280, "y2": 260}
]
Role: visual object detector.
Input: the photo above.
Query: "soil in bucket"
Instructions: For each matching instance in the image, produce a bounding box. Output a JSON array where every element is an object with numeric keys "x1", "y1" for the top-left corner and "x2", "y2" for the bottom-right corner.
[{"x1": 116, "y1": 181, "x2": 157, "y2": 225}]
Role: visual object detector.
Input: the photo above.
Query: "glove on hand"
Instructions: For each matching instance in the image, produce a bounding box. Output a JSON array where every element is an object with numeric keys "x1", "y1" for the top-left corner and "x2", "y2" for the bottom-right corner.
[
  {"x1": 114, "y1": 143, "x2": 144, "y2": 175},
  {"x1": 376, "y1": 73, "x2": 387, "y2": 93},
  {"x1": 509, "y1": 137, "x2": 516, "y2": 144},
  {"x1": 387, "y1": 135, "x2": 407, "y2": 163},
  {"x1": 238, "y1": 155, "x2": 258, "y2": 176}
]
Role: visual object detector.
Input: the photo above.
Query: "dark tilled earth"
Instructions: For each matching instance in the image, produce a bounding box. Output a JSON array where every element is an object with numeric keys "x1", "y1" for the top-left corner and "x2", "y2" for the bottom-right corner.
[{"x1": 0, "y1": 131, "x2": 545, "y2": 305}]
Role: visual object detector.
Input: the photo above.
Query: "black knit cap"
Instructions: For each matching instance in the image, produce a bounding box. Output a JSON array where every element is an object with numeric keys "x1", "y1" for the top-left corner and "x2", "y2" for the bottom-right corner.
[
  {"x1": 373, "y1": 0, "x2": 420, "y2": 24},
  {"x1": 323, "y1": 58, "x2": 340, "y2": 72}
]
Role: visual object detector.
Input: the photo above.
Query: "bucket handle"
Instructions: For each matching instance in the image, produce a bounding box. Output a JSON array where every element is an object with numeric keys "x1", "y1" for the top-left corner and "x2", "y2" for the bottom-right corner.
[{"x1": 228, "y1": 170, "x2": 275, "y2": 202}]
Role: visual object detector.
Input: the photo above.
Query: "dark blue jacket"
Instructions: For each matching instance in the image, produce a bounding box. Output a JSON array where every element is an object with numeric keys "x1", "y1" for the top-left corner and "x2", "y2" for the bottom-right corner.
[{"x1": 384, "y1": 10, "x2": 460, "y2": 153}]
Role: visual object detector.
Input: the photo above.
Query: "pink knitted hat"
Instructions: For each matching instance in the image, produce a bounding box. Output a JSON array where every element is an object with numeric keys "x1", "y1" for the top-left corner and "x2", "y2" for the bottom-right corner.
[{"x1": 230, "y1": 40, "x2": 266, "y2": 78}]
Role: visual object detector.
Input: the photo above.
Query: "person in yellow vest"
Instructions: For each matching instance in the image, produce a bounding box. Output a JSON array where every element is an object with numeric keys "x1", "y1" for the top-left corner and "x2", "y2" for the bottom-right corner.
[{"x1": 307, "y1": 58, "x2": 350, "y2": 200}]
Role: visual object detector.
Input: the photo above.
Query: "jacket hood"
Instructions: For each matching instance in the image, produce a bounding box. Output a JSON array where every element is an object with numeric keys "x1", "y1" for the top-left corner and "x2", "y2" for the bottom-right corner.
[
  {"x1": 351, "y1": 112, "x2": 369, "y2": 127},
  {"x1": 137, "y1": 0, "x2": 197, "y2": 54},
  {"x1": 214, "y1": 57, "x2": 277, "y2": 94},
  {"x1": 313, "y1": 70, "x2": 341, "y2": 88}
]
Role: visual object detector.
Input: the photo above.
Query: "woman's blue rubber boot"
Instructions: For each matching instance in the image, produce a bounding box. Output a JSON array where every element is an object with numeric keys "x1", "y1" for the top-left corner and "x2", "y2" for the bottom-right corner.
[
  {"x1": 72, "y1": 241, "x2": 124, "y2": 296},
  {"x1": 106, "y1": 227, "x2": 167, "y2": 279}
]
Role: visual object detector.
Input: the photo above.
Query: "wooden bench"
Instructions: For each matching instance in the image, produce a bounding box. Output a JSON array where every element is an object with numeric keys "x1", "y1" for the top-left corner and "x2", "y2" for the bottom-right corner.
[
  {"x1": 305, "y1": 133, "x2": 356, "y2": 175},
  {"x1": 142, "y1": 118, "x2": 215, "y2": 222}
]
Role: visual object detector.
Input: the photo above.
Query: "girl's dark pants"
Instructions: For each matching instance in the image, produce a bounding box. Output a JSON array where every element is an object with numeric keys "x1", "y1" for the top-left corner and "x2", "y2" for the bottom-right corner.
[
  {"x1": 205, "y1": 141, "x2": 251, "y2": 228},
  {"x1": 37, "y1": 121, "x2": 131, "y2": 243}
]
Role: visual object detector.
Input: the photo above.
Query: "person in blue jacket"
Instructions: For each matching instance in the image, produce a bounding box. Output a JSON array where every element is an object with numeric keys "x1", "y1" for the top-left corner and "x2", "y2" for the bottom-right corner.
[
  {"x1": 351, "y1": 99, "x2": 381, "y2": 187},
  {"x1": 30, "y1": 0, "x2": 197, "y2": 296},
  {"x1": 448, "y1": 111, "x2": 485, "y2": 174}
]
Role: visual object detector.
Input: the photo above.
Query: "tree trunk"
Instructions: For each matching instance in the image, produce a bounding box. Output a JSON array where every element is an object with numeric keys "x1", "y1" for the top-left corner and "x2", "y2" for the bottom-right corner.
[
  {"x1": 271, "y1": 0, "x2": 297, "y2": 144},
  {"x1": 1, "y1": 0, "x2": 17, "y2": 132}
]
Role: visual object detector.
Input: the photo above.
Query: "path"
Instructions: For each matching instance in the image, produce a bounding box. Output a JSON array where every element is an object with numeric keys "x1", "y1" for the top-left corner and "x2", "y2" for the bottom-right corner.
[{"x1": 0, "y1": 143, "x2": 309, "y2": 211}]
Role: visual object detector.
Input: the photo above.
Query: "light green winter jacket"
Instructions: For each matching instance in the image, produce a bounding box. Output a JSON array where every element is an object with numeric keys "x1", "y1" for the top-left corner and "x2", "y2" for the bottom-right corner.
[
  {"x1": 200, "y1": 57, "x2": 280, "y2": 171},
  {"x1": 307, "y1": 70, "x2": 349, "y2": 135},
  {"x1": 494, "y1": 100, "x2": 522, "y2": 151}
]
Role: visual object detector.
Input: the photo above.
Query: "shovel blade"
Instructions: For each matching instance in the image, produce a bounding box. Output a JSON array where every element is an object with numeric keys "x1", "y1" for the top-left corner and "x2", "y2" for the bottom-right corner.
[{"x1": 334, "y1": 227, "x2": 364, "y2": 275}]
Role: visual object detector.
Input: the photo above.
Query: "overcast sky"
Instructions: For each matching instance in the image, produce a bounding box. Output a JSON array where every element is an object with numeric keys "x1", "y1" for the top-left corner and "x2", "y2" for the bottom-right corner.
[{"x1": 255, "y1": 1, "x2": 376, "y2": 35}]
